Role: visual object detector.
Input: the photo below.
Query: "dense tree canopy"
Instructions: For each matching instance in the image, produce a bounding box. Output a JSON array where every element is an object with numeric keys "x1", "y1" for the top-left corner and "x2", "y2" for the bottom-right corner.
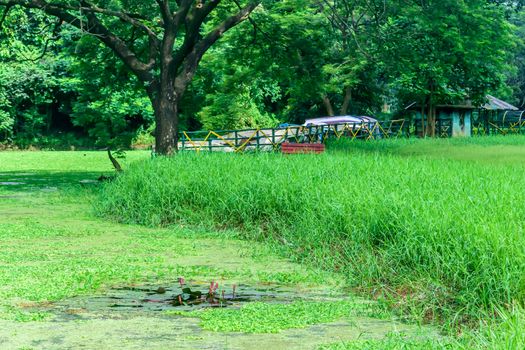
[{"x1": 0, "y1": 0, "x2": 522, "y2": 150}]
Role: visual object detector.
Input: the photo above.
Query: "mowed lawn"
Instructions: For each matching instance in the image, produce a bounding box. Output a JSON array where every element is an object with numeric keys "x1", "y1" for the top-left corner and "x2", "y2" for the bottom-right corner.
[{"x1": 329, "y1": 135, "x2": 525, "y2": 164}]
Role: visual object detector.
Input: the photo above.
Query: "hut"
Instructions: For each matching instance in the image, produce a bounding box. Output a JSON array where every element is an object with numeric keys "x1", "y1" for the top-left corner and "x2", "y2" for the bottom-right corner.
[
  {"x1": 407, "y1": 96, "x2": 519, "y2": 137},
  {"x1": 476, "y1": 95, "x2": 523, "y2": 135}
]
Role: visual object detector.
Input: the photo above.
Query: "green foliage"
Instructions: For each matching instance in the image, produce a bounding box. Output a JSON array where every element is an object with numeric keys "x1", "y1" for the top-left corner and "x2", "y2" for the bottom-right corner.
[
  {"x1": 192, "y1": 0, "x2": 367, "y2": 122},
  {"x1": 190, "y1": 0, "x2": 517, "y2": 126},
  {"x1": 132, "y1": 124, "x2": 156, "y2": 148},
  {"x1": 173, "y1": 300, "x2": 357, "y2": 333},
  {"x1": 0, "y1": 8, "x2": 62, "y2": 143},
  {"x1": 70, "y1": 87, "x2": 153, "y2": 147},
  {"x1": 318, "y1": 333, "x2": 452, "y2": 350},
  {"x1": 98, "y1": 137, "x2": 525, "y2": 327},
  {"x1": 505, "y1": 11, "x2": 525, "y2": 106},
  {"x1": 0, "y1": 0, "x2": 523, "y2": 146},
  {"x1": 0, "y1": 109, "x2": 13, "y2": 140},
  {"x1": 382, "y1": 0, "x2": 514, "y2": 106},
  {"x1": 198, "y1": 88, "x2": 278, "y2": 130},
  {"x1": 64, "y1": 35, "x2": 154, "y2": 148},
  {"x1": 0, "y1": 58, "x2": 60, "y2": 142},
  {"x1": 0, "y1": 7, "x2": 154, "y2": 147}
]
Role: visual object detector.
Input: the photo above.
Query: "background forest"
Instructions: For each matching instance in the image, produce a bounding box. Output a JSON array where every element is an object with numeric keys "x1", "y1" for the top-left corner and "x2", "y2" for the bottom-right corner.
[{"x1": 1, "y1": 0, "x2": 524, "y2": 149}]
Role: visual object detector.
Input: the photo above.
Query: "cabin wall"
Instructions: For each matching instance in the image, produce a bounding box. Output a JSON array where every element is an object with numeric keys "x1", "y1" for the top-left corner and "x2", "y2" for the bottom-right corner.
[
  {"x1": 465, "y1": 111, "x2": 472, "y2": 137},
  {"x1": 452, "y1": 111, "x2": 471, "y2": 137},
  {"x1": 413, "y1": 109, "x2": 472, "y2": 137}
]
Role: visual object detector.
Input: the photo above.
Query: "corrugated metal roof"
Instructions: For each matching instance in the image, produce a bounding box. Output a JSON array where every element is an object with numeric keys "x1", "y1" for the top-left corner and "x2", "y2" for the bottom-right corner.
[
  {"x1": 483, "y1": 95, "x2": 519, "y2": 111},
  {"x1": 406, "y1": 95, "x2": 519, "y2": 111}
]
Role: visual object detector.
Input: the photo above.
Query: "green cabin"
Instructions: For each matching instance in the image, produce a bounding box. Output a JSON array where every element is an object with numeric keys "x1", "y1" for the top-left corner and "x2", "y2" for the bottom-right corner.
[{"x1": 409, "y1": 95, "x2": 519, "y2": 137}]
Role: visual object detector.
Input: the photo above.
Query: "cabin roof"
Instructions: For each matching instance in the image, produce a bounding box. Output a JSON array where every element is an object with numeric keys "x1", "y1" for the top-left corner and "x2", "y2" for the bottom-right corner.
[
  {"x1": 483, "y1": 95, "x2": 519, "y2": 111},
  {"x1": 406, "y1": 95, "x2": 519, "y2": 111}
]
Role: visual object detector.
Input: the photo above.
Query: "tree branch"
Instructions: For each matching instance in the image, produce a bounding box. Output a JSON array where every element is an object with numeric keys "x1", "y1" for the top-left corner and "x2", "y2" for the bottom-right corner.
[
  {"x1": 173, "y1": 0, "x2": 194, "y2": 29},
  {"x1": 16, "y1": 18, "x2": 62, "y2": 62},
  {"x1": 174, "y1": 1, "x2": 260, "y2": 94},
  {"x1": 82, "y1": 0, "x2": 160, "y2": 43},
  {"x1": 0, "y1": 2, "x2": 12, "y2": 29},
  {"x1": 156, "y1": 0, "x2": 173, "y2": 26},
  {"x1": 232, "y1": 0, "x2": 269, "y2": 44},
  {"x1": 0, "y1": 0, "x2": 158, "y2": 82},
  {"x1": 80, "y1": 3, "x2": 156, "y2": 81},
  {"x1": 171, "y1": 0, "x2": 221, "y2": 70}
]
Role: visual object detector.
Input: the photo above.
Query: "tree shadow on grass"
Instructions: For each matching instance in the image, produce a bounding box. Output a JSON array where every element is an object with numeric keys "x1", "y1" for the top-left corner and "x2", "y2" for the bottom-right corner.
[{"x1": 0, "y1": 170, "x2": 112, "y2": 193}]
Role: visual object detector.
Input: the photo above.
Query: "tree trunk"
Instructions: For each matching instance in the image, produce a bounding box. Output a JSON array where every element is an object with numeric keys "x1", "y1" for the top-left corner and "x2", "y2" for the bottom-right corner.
[
  {"x1": 426, "y1": 102, "x2": 432, "y2": 137},
  {"x1": 428, "y1": 103, "x2": 437, "y2": 137},
  {"x1": 322, "y1": 95, "x2": 335, "y2": 116},
  {"x1": 150, "y1": 85, "x2": 179, "y2": 155},
  {"x1": 154, "y1": 103, "x2": 178, "y2": 155},
  {"x1": 421, "y1": 102, "x2": 426, "y2": 138},
  {"x1": 431, "y1": 105, "x2": 436, "y2": 137},
  {"x1": 340, "y1": 87, "x2": 352, "y2": 115},
  {"x1": 426, "y1": 82, "x2": 436, "y2": 137}
]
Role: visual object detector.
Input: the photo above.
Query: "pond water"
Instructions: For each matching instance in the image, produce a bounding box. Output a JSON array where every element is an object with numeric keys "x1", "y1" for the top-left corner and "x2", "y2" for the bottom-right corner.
[
  {"x1": 33, "y1": 280, "x2": 345, "y2": 320},
  {"x1": 10, "y1": 280, "x2": 442, "y2": 349}
]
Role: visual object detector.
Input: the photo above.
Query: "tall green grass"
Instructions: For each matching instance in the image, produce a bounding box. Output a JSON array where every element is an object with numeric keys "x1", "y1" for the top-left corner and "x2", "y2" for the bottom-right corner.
[
  {"x1": 464, "y1": 305, "x2": 525, "y2": 349},
  {"x1": 98, "y1": 139, "x2": 525, "y2": 324}
]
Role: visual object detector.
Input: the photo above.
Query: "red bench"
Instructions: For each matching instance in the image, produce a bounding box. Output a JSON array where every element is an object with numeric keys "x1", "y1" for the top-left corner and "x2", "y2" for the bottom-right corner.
[{"x1": 281, "y1": 142, "x2": 325, "y2": 154}]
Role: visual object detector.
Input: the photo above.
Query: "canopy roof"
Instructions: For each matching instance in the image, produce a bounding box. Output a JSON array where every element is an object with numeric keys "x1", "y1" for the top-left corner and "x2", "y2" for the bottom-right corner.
[{"x1": 304, "y1": 116, "x2": 378, "y2": 126}]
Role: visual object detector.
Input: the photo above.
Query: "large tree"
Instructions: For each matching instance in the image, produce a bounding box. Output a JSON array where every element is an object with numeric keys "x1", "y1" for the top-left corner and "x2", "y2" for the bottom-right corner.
[
  {"x1": 382, "y1": 0, "x2": 514, "y2": 136},
  {"x1": 192, "y1": 0, "x2": 386, "y2": 127},
  {"x1": 0, "y1": 0, "x2": 261, "y2": 154}
]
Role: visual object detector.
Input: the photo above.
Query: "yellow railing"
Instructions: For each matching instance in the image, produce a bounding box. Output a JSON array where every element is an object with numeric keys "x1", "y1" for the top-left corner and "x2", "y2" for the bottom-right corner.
[{"x1": 179, "y1": 120, "x2": 408, "y2": 153}]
